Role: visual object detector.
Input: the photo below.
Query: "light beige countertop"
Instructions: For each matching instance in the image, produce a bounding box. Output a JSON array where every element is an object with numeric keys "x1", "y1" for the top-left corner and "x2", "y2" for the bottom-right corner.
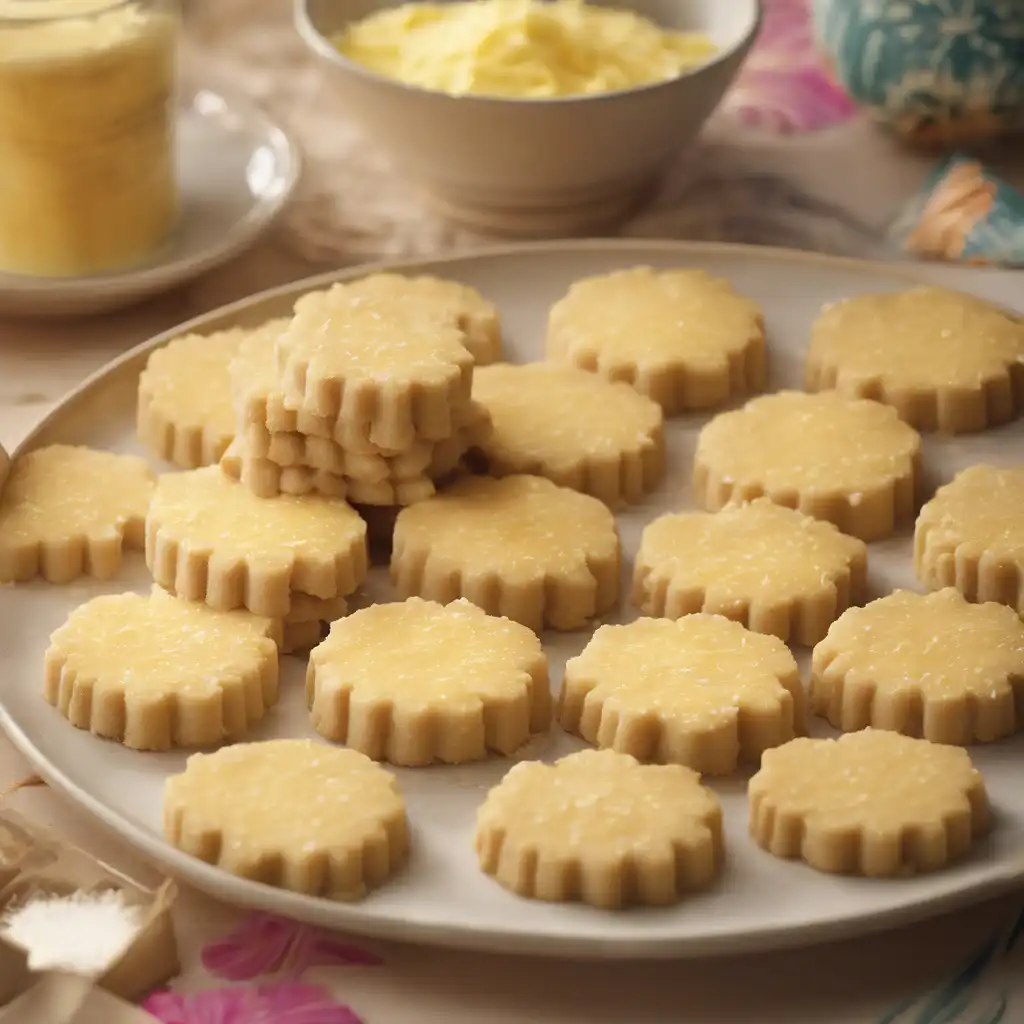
[{"x1": 1, "y1": 3, "x2": 1023, "y2": 1021}]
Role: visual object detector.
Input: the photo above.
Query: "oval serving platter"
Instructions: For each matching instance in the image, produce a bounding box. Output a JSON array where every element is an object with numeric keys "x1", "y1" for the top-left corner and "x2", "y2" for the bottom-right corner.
[{"x1": 1, "y1": 240, "x2": 1022, "y2": 959}]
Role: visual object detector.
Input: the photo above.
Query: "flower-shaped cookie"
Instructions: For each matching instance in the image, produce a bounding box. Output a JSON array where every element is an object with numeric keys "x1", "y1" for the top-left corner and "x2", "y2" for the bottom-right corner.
[
  {"x1": 0, "y1": 445, "x2": 154, "y2": 584},
  {"x1": 44, "y1": 588, "x2": 279, "y2": 750},
  {"x1": 308, "y1": 598, "x2": 550, "y2": 765},
  {"x1": 475, "y1": 748, "x2": 723, "y2": 908},
  {"x1": 806, "y1": 288, "x2": 1024, "y2": 434},
  {"x1": 391, "y1": 474, "x2": 620, "y2": 632},
  {"x1": 546, "y1": 266, "x2": 765, "y2": 414},
  {"x1": 748, "y1": 730, "x2": 991, "y2": 876},
  {"x1": 811, "y1": 588, "x2": 1024, "y2": 745},
  {"x1": 915, "y1": 464, "x2": 1024, "y2": 614},
  {"x1": 165, "y1": 740, "x2": 408, "y2": 899},
  {"x1": 558, "y1": 615, "x2": 804, "y2": 774},
  {"x1": 471, "y1": 362, "x2": 664, "y2": 508},
  {"x1": 693, "y1": 391, "x2": 922, "y2": 541},
  {"x1": 633, "y1": 499, "x2": 868, "y2": 645},
  {"x1": 146, "y1": 467, "x2": 367, "y2": 618}
]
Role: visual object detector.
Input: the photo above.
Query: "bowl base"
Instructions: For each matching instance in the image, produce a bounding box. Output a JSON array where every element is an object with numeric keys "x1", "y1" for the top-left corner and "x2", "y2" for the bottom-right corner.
[{"x1": 420, "y1": 178, "x2": 658, "y2": 237}]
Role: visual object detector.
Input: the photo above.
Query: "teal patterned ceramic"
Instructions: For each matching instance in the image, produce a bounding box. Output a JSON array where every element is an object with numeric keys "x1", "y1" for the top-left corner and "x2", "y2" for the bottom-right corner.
[{"x1": 812, "y1": 0, "x2": 1024, "y2": 146}]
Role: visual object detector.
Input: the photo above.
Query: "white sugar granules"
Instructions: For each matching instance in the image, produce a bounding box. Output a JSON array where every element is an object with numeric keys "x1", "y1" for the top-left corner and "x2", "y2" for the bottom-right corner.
[{"x1": 0, "y1": 889, "x2": 145, "y2": 975}]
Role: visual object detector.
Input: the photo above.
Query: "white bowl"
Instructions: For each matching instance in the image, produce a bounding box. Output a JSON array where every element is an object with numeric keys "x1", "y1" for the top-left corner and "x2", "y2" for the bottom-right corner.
[{"x1": 296, "y1": 0, "x2": 761, "y2": 235}]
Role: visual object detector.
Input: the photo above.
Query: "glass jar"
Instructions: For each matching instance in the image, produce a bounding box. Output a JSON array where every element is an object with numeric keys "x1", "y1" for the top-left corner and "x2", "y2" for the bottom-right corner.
[{"x1": 0, "y1": 0, "x2": 180, "y2": 278}]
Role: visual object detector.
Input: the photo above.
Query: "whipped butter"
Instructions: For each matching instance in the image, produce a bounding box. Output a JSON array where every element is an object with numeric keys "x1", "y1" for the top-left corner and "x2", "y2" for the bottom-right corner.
[{"x1": 0, "y1": 0, "x2": 179, "y2": 277}]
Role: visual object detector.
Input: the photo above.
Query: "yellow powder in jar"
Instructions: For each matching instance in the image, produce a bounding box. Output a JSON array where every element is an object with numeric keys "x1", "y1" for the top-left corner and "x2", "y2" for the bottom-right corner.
[
  {"x1": 335, "y1": 0, "x2": 718, "y2": 99},
  {"x1": 0, "y1": 0, "x2": 180, "y2": 278}
]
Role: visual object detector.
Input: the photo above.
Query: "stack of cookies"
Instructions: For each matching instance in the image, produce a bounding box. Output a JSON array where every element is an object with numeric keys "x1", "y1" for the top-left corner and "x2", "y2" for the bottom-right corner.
[{"x1": 221, "y1": 274, "x2": 498, "y2": 512}]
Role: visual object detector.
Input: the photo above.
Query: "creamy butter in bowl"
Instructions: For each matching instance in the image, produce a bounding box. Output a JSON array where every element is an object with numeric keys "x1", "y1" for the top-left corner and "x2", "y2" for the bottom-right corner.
[
  {"x1": 0, "y1": 0, "x2": 180, "y2": 278},
  {"x1": 296, "y1": 0, "x2": 760, "y2": 235}
]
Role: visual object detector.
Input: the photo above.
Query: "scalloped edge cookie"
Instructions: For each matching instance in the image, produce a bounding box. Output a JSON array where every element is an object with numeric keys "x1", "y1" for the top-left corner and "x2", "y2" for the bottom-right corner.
[
  {"x1": 220, "y1": 440, "x2": 348, "y2": 499},
  {"x1": 914, "y1": 464, "x2": 1024, "y2": 614},
  {"x1": 632, "y1": 499, "x2": 868, "y2": 646}
]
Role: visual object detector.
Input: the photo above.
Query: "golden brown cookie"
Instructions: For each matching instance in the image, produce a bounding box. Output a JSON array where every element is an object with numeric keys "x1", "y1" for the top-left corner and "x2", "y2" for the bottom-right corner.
[
  {"x1": 632, "y1": 499, "x2": 868, "y2": 645},
  {"x1": 44, "y1": 588, "x2": 279, "y2": 750},
  {"x1": 219, "y1": 440, "x2": 349, "y2": 499},
  {"x1": 470, "y1": 362, "x2": 664, "y2": 507},
  {"x1": 558, "y1": 615, "x2": 804, "y2": 774},
  {"x1": 546, "y1": 266, "x2": 765, "y2": 414},
  {"x1": 806, "y1": 288, "x2": 1024, "y2": 434},
  {"x1": 748, "y1": 730, "x2": 991, "y2": 876},
  {"x1": 811, "y1": 588, "x2": 1024, "y2": 744},
  {"x1": 146, "y1": 466, "x2": 367, "y2": 617},
  {"x1": 164, "y1": 739, "x2": 408, "y2": 898},
  {"x1": 0, "y1": 445, "x2": 155, "y2": 584},
  {"x1": 693, "y1": 391, "x2": 922, "y2": 541},
  {"x1": 137, "y1": 328, "x2": 243, "y2": 468},
  {"x1": 308, "y1": 598, "x2": 550, "y2": 765},
  {"x1": 915, "y1": 464, "x2": 1024, "y2": 613},
  {"x1": 475, "y1": 748, "x2": 723, "y2": 908},
  {"x1": 391, "y1": 474, "x2": 620, "y2": 632}
]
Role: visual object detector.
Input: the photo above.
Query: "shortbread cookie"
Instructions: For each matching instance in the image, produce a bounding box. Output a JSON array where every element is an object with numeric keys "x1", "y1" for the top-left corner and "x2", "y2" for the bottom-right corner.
[
  {"x1": 811, "y1": 588, "x2": 1024, "y2": 745},
  {"x1": 308, "y1": 598, "x2": 550, "y2": 765},
  {"x1": 0, "y1": 445, "x2": 155, "y2": 584},
  {"x1": 546, "y1": 267, "x2": 765, "y2": 414},
  {"x1": 915, "y1": 464, "x2": 1024, "y2": 613},
  {"x1": 391, "y1": 474, "x2": 620, "y2": 632},
  {"x1": 44, "y1": 588, "x2": 279, "y2": 750},
  {"x1": 693, "y1": 391, "x2": 922, "y2": 541},
  {"x1": 470, "y1": 363, "x2": 664, "y2": 508},
  {"x1": 559, "y1": 615, "x2": 804, "y2": 774},
  {"x1": 219, "y1": 440, "x2": 348, "y2": 499},
  {"x1": 137, "y1": 329, "x2": 243, "y2": 469},
  {"x1": 474, "y1": 748, "x2": 723, "y2": 908},
  {"x1": 748, "y1": 730, "x2": 991, "y2": 876},
  {"x1": 332, "y1": 272, "x2": 502, "y2": 365},
  {"x1": 164, "y1": 739, "x2": 408, "y2": 898},
  {"x1": 277, "y1": 289, "x2": 474, "y2": 449},
  {"x1": 633, "y1": 499, "x2": 868, "y2": 645},
  {"x1": 807, "y1": 288, "x2": 1024, "y2": 434},
  {"x1": 146, "y1": 467, "x2": 367, "y2": 617},
  {"x1": 347, "y1": 474, "x2": 437, "y2": 507}
]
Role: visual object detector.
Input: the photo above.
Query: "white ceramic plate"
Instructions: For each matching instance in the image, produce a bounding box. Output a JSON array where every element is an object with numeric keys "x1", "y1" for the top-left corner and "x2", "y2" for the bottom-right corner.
[
  {"x1": 2, "y1": 241, "x2": 1023, "y2": 960},
  {"x1": 0, "y1": 86, "x2": 300, "y2": 319}
]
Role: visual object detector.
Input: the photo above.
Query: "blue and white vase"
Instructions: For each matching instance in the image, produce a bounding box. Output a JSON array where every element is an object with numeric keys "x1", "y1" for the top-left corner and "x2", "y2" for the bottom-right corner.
[{"x1": 811, "y1": 0, "x2": 1024, "y2": 147}]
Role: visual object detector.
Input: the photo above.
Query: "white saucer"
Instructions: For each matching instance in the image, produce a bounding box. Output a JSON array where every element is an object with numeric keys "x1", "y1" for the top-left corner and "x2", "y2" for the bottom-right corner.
[{"x1": 0, "y1": 86, "x2": 301, "y2": 319}]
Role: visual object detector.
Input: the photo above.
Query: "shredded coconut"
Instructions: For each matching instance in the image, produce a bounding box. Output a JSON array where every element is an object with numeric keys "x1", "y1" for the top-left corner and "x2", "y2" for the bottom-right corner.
[{"x1": 0, "y1": 889, "x2": 144, "y2": 975}]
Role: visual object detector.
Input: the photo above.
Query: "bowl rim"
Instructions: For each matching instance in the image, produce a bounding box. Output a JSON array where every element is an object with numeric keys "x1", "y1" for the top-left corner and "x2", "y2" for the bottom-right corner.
[{"x1": 294, "y1": 0, "x2": 763, "y2": 106}]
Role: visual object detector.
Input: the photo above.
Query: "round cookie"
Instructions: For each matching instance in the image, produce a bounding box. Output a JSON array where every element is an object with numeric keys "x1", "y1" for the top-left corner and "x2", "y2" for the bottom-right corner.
[
  {"x1": 338, "y1": 272, "x2": 503, "y2": 366},
  {"x1": 164, "y1": 739, "x2": 408, "y2": 899},
  {"x1": 748, "y1": 730, "x2": 991, "y2": 877},
  {"x1": 390, "y1": 474, "x2": 620, "y2": 632},
  {"x1": 546, "y1": 266, "x2": 765, "y2": 414},
  {"x1": 0, "y1": 445, "x2": 155, "y2": 584},
  {"x1": 146, "y1": 466, "x2": 367, "y2": 618},
  {"x1": 806, "y1": 288, "x2": 1024, "y2": 435},
  {"x1": 474, "y1": 748, "x2": 723, "y2": 908},
  {"x1": 470, "y1": 362, "x2": 664, "y2": 508},
  {"x1": 693, "y1": 391, "x2": 922, "y2": 542},
  {"x1": 558, "y1": 615, "x2": 804, "y2": 774},
  {"x1": 915, "y1": 464, "x2": 1024, "y2": 614},
  {"x1": 811, "y1": 588, "x2": 1024, "y2": 745},
  {"x1": 277, "y1": 288, "x2": 474, "y2": 450},
  {"x1": 137, "y1": 328, "x2": 244, "y2": 469},
  {"x1": 632, "y1": 499, "x2": 868, "y2": 645},
  {"x1": 44, "y1": 588, "x2": 279, "y2": 750},
  {"x1": 308, "y1": 598, "x2": 551, "y2": 765}
]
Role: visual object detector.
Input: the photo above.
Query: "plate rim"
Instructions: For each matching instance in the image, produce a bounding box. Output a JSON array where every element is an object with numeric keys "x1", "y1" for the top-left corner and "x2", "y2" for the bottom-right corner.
[
  {"x1": 0, "y1": 82, "x2": 302, "y2": 299},
  {"x1": 3, "y1": 238, "x2": 1023, "y2": 960}
]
